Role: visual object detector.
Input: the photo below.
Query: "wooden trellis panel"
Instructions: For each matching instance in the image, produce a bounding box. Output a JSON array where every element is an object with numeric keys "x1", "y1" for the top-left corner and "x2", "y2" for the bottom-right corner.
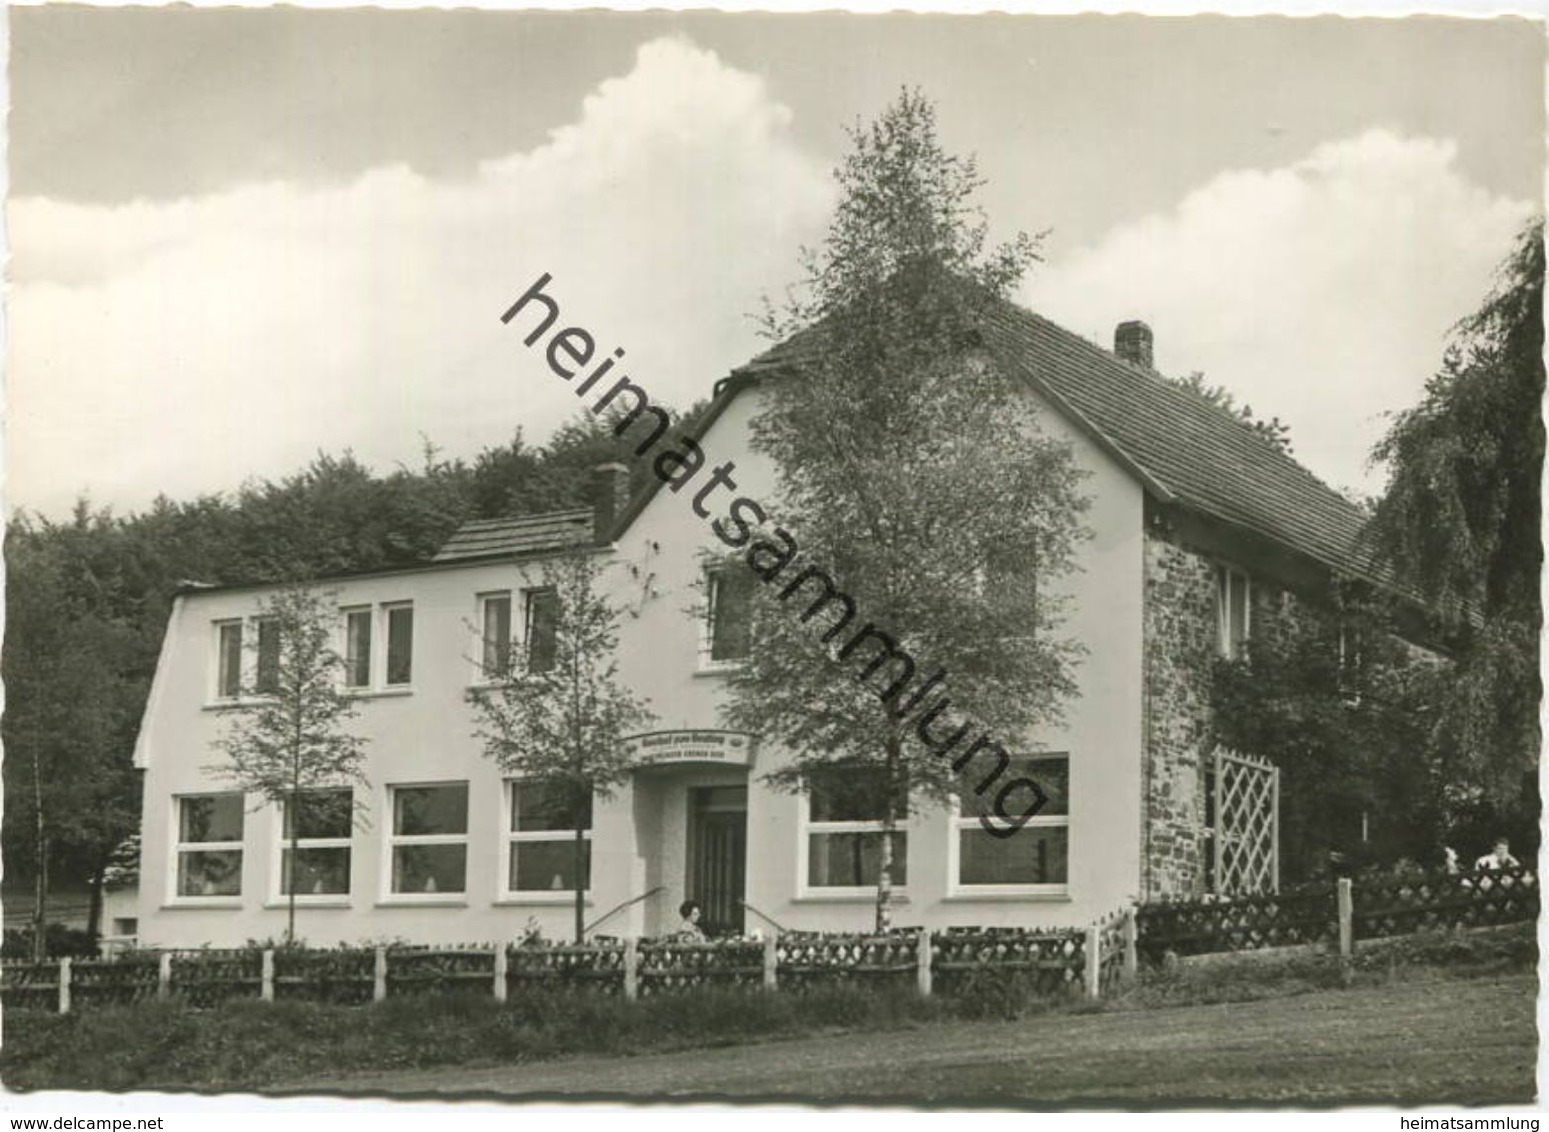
[{"x1": 1212, "y1": 748, "x2": 1279, "y2": 895}]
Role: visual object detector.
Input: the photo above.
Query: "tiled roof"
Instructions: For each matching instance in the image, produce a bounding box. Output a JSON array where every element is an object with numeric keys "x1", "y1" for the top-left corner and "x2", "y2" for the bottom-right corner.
[
  {"x1": 432, "y1": 509, "x2": 594, "y2": 564},
  {"x1": 742, "y1": 291, "x2": 1381, "y2": 585},
  {"x1": 979, "y1": 302, "x2": 1381, "y2": 583}
]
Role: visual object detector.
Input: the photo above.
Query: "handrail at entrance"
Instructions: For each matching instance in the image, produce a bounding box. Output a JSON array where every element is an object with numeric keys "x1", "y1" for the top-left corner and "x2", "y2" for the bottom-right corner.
[
  {"x1": 741, "y1": 899, "x2": 788, "y2": 935},
  {"x1": 584, "y1": 886, "x2": 665, "y2": 937}
]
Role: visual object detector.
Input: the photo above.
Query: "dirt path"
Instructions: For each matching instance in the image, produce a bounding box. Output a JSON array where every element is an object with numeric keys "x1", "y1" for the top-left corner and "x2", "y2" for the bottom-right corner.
[{"x1": 293, "y1": 973, "x2": 1537, "y2": 1105}]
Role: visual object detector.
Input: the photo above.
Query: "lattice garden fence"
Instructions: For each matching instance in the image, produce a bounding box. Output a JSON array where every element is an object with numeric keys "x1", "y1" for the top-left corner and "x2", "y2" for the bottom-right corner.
[
  {"x1": 0, "y1": 919, "x2": 1134, "y2": 1016},
  {"x1": 1137, "y1": 865, "x2": 1538, "y2": 963},
  {"x1": 1137, "y1": 881, "x2": 1335, "y2": 961},
  {"x1": 6, "y1": 866, "x2": 1527, "y2": 1015},
  {"x1": 1354, "y1": 866, "x2": 1538, "y2": 940}
]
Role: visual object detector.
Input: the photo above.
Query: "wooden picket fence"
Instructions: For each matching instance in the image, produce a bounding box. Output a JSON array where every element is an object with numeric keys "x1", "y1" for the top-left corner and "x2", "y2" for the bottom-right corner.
[
  {"x1": 5, "y1": 867, "x2": 1526, "y2": 1015},
  {"x1": 0, "y1": 916, "x2": 1141, "y2": 1015},
  {"x1": 1136, "y1": 865, "x2": 1538, "y2": 963}
]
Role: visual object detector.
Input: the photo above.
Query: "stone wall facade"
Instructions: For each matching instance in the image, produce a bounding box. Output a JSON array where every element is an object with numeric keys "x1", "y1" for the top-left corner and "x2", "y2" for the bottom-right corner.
[
  {"x1": 1140, "y1": 524, "x2": 1219, "y2": 899},
  {"x1": 1141, "y1": 517, "x2": 1311, "y2": 898}
]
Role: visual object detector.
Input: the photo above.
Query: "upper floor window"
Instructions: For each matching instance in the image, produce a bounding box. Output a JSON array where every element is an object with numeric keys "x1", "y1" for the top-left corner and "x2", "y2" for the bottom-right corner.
[
  {"x1": 1338, "y1": 622, "x2": 1364, "y2": 704},
  {"x1": 213, "y1": 616, "x2": 280, "y2": 700},
  {"x1": 279, "y1": 788, "x2": 353, "y2": 897},
  {"x1": 479, "y1": 592, "x2": 513, "y2": 679},
  {"x1": 803, "y1": 764, "x2": 908, "y2": 890},
  {"x1": 215, "y1": 621, "x2": 244, "y2": 699},
  {"x1": 255, "y1": 617, "x2": 281, "y2": 696},
  {"x1": 507, "y1": 780, "x2": 592, "y2": 894},
  {"x1": 524, "y1": 588, "x2": 559, "y2": 674},
  {"x1": 706, "y1": 567, "x2": 754, "y2": 664},
  {"x1": 344, "y1": 607, "x2": 372, "y2": 688},
  {"x1": 954, "y1": 754, "x2": 1069, "y2": 891},
  {"x1": 342, "y1": 603, "x2": 413, "y2": 691},
  {"x1": 389, "y1": 782, "x2": 468, "y2": 895},
  {"x1": 1217, "y1": 566, "x2": 1251, "y2": 658},
  {"x1": 385, "y1": 604, "x2": 414, "y2": 687},
  {"x1": 175, "y1": 793, "x2": 244, "y2": 898}
]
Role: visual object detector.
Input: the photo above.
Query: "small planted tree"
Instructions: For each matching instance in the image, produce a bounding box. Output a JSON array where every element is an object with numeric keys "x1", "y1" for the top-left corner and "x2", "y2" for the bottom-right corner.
[
  {"x1": 210, "y1": 583, "x2": 369, "y2": 944},
  {"x1": 721, "y1": 91, "x2": 1089, "y2": 930},
  {"x1": 469, "y1": 547, "x2": 653, "y2": 943}
]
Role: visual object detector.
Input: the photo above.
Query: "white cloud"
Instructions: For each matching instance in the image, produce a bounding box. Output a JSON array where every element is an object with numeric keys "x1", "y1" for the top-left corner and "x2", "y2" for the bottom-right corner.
[
  {"x1": 8, "y1": 37, "x2": 834, "y2": 516},
  {"x1": 1024, "y1": 129, "x2": 1532, "y2": 499}
]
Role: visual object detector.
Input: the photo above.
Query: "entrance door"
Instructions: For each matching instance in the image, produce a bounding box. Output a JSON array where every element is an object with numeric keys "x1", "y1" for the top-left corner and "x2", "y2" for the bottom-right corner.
[{"x1": 688, "y1": 787, "x2": 747, "y2": 936}]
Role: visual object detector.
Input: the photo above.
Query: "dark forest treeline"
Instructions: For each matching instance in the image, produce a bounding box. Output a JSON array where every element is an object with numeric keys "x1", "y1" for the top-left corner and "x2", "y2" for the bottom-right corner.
[{"x1": 3, "y1": 406, "x2": 701, "y2": 936}]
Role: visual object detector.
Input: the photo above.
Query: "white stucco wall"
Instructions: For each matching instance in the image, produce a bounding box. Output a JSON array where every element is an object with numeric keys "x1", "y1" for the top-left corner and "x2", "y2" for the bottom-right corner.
[
  {"x1": 607, "y1": 382, "x2": 1145, "y2": 934},
  {"x1": 134, "y1": 377, "x2": 1144, "y2": 947}
]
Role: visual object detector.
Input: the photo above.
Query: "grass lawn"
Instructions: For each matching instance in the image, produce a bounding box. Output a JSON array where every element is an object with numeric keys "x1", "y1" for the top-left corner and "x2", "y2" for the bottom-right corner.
[{"x1": 297, "y1": 972, "x2": 1536, "y2": 1105}]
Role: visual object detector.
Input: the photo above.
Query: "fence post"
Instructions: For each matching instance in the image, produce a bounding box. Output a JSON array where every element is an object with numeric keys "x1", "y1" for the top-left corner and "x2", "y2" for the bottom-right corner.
[
  {"x1": 58, "y1": 957, "x2": 72, "y2": 1015},
  {"x1": 157, "y1": 952, "x2": 172, "y2": 1000},
  {"x1": 493, "y1": 944, "x2": 508, "y2": 1003},
  {"x1": 916, "y1": 930, "x2": 933, "y2": 998},
  {"x1": 1084, "y1": 924, "x2": 1101, "y2": 1000},
  {"x1": 762, "y1": 933, "x2": 778, "y2": 992},
  {"x1": 373, "y1": 946, "x2": 387, "y2": 1002},
  {"x1": 260, "y1": 949, "x2": 275, "y2": 1002},
  {"x1": 623, "y1": 937, "x2": 639, "y2": 1001},
  {"x1": 1122, "y1": 908, "x2": 1138, "y2": 983},
  {"x1": 1337, "y1": 877, "x2": 1354, "y2": 961}
]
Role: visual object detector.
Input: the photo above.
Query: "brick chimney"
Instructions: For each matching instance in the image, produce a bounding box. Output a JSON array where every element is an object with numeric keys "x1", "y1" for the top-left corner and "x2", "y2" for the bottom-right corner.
[
  {"x1": 591, "y1": 463, "x2": 631, "y2": 544},
  {"x1": 1114, "y1": 320, "x2": 1154, "y2": 370}
]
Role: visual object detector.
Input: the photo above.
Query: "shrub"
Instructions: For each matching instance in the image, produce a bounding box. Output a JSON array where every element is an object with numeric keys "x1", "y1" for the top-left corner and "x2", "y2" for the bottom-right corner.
[{"x1": 2, "y1": 925, "x2": 99, "y2": 960}]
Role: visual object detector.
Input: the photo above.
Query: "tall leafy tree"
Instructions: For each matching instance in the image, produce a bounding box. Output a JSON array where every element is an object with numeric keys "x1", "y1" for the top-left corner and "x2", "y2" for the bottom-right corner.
[
  {"x1": 209, "y1": 583, "x2": 369, "y2": 943},
  {"x1": 468, "y1": 548, "x2": 653, "y2": 943},
  {"x1": 721, "y1": 90, "x2": 1089, "y2": 930},
  {"x1": 1366, "y1": 218, "x2": 1543, "y2": 804},
  {"x1": 3, "y1": 507, "x2": 148, "y2": 956}
]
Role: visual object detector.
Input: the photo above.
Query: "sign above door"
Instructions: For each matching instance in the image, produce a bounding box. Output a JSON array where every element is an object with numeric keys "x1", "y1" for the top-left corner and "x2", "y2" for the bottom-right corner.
[{"x1": 624, "y1": 730, "x2": 755, "y2": 767}]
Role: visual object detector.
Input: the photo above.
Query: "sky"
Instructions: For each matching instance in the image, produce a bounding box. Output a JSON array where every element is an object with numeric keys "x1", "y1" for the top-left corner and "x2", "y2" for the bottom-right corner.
[{"x1": 8, "y1": 7, "x2": 1544, "y2": 518}]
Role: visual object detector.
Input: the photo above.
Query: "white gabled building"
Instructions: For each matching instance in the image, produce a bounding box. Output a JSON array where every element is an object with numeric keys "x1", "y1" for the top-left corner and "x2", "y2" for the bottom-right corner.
[{"x1": 132, "y1": 298, "x2": 1389, "y2": 946}]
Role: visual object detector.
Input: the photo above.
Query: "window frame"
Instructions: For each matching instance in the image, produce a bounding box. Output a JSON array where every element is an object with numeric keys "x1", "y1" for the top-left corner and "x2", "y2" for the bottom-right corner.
[
  {"x1": 170, "y1": 792, "x2": 246, "y2": 905},
  {"x1": 500, "y1": 779, "x2": 593, "y2": 904},
  {"x1": 342, "y1": 605, "x2": 373, "y2": 690},
  {"x1": 209, "y1": 615, "x2": 288, "y2": 705},
  {"x1": 382, "y1": 781, "x2": 470, "y2": 903},
  {"x1": 212, "y1": 619, "x2": 246, "y2": 702},
  {"x1": 383, "y1": 602, "x2": 414, "y2": 688},
  {"x1": 340, "y1": 602, "x2": 414, "y2": 695},
  {"x1": 475, "y1": 590, "x2": 514, "y2": 683},
  {"x1": 254, "y1": 616, "x2": 281, "y2": 696},
  {"x1": 946, "y1": 752, "x2": 1072, "y2": 898},
  {"x1": 1337, "y1": 621, "x2": 1364, "y2": 705},
  {"x1": 701, "y1": 566, "x2": 754, "y2": 670},
  {"x1": 523, "y1": 586, "x2": 560, "y2": 674},
  {"x1": 796, "y1": 766, "x2": 910, "y2": 900},
  {"x1": 269, "y1": 787, "x2": 354, "y2": 905},
  {"x1": 1217, "y1": 566, "x2": 1252, "y2": 659}
]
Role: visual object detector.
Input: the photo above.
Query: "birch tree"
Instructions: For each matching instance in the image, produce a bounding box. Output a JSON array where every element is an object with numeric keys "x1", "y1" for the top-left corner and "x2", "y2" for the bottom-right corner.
[
  {"x1": 469, "y1": 548, "x2": 653, "y2": 943},
  {"x1": 720, "y1": 90, "x2": 1088, "y2": 930},
  {"x1": 210, "y1": 583, "x2": 369, "y2": 944}
]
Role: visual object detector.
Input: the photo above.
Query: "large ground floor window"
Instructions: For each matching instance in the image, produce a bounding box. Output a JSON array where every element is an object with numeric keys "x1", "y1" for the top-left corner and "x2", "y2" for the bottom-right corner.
[
  {"x1": 507, "y1": 779, "x2": 592, "y2": 894},
  {"x1": 803, "y1": 764, "x2": 909, "y2": 891},
  {"x1": 175, "y1": 792, "x2": 245, "y2": 898},
  {"x1": 389, "y1": 782, "x2": 468, "y2": 895},
  {"x1": 953, "y1": 753, "x2": 1069, "y2": 892},
  {"x1": 279, "y1": 787, "x2": 354, "y2": 896}
]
